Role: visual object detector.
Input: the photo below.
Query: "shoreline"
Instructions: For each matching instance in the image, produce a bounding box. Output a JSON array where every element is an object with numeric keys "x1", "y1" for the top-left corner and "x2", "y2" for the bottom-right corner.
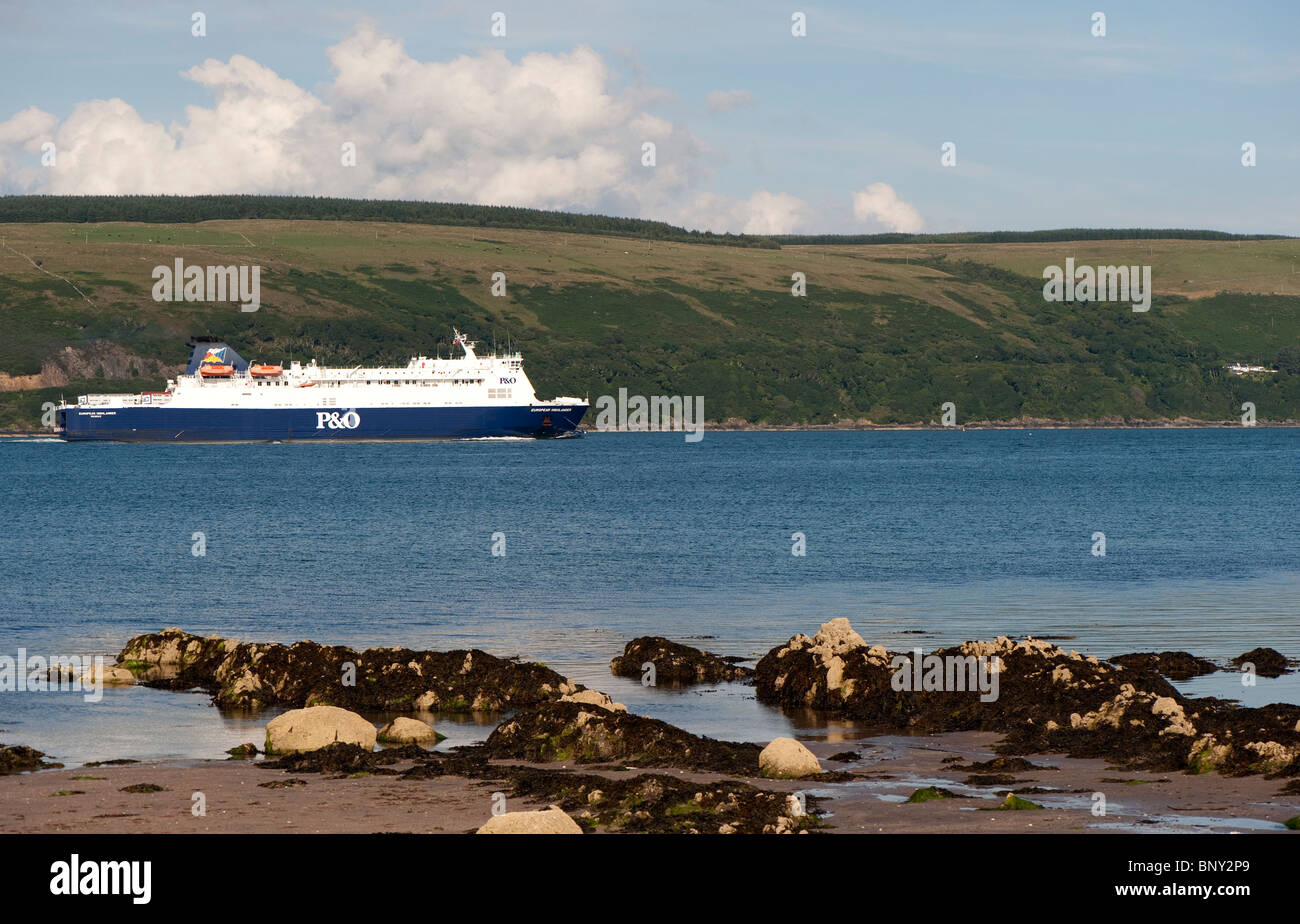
[
  {"x1": 3, "y1": 420, "x2": 1299, "y2": 440},
  {"x1": 634, "y1": 419, "x2": 1300, "y2": 432},
  {"x1": 4, "y1": 731, "x2": 1295, "y2": 835},
  {"x1": 3, "y1": 626, "x2": 1297, "y2": 834}
]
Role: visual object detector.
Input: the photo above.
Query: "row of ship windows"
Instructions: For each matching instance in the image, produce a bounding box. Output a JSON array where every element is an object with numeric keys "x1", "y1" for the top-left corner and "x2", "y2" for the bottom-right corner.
[
  {"x1": 318, "y1": 397, "x2": 473, "y2": 407},
  {"x1": 360, "y1": 379, "x2": 484, "y2": 385},
  {"x1": 265, "y1": 402, "x2": 469, "y2": 408},
  {"x1": 276, "y1": 392, "x2": 512, "y2": 409},
  {"x1": 250, "y1": 379, "x2": 486, "y2": 386}
]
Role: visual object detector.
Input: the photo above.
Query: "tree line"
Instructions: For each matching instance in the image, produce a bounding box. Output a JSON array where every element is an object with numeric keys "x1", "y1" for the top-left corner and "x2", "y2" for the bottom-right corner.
[
  {"x1": 770, "y1": 228, "x2": 1290, "y2": 245},
  {"x1": 0, "y1": 195, "x2": 779, "y2": 248},
  {"x1": 0, "y1": 196, "x2": 1287, "y2": 246}
]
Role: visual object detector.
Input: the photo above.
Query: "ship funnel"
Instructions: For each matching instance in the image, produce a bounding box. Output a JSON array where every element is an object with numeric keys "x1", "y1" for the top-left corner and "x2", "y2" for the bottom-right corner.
[{"x1": 185, "y1": 340, "x2": 250, "y2": 374}]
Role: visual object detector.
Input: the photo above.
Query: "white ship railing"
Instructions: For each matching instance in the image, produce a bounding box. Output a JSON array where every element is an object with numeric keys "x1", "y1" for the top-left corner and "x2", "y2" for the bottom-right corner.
[{"x1": 77, "y1": 393, "x2": 172, "y2": 407}]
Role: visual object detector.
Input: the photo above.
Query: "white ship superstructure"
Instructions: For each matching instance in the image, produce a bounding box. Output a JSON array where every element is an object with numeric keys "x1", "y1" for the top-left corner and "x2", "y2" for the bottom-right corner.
[{"x1": 58, "y1": 331, "x2": 589, "y2": 441}]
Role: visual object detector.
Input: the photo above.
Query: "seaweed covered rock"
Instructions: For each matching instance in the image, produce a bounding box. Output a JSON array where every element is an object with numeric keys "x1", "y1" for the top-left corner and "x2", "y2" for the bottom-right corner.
[
  {"x1": 260, "y1": 742, "x2": 428, "y2": 775},
  {"x1": 0, "y1": 744, "x2": 62, "y2": 774},
  {"x1": 253, "y1": 728, "x2": 810, "y2": 833},
  {"x1": 754, "y1": 618, "x2": 900, "y2": 717},
  {"x1": 757, "y1": 621, "x2": 1177, "y2": 739},
  {"x1": 755, "y1": 620, "x2": 1300, "y2": 776},
  {"x1": 115, "y1": 629, "x2": 229, "y2": 685},
  {"x1": 265, "y1": 705, "x2": 377, "y2": 755},
  {"x1": 1231, "y1": 648, "x2": 1294, "y2": 679},
  {"x1": 1109, "y1": 651, "x2": 1219, "y2": 681},
  {"x1": 906, "y1": 786, "x2": 961, "y2": 803},
  {"x1": 484, "y1": 701, "x2": 760, "y2": 774},
  {"x1": 398, "y1": 752, "x2": 815, "y2": 834},
  {"x1": 118, "y1": 628, "x2": 579, "y2": 712},
  {"x1": 1179, "y1": 704, "x2": 1300, "y2": 776},
  {"x1": 990, "y1": 794, "x2": 1043, "y2": 811},
  {"x1": 501, "y1": 767, "x2": 815, "y2": 834},
  {"x1": 611, "y1": 637, "x2": 754, "y2": 684}
]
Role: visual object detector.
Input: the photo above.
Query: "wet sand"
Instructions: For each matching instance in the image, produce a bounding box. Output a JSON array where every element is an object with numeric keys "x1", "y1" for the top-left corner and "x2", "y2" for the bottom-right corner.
[
  {"x1": 796, "y1": 732, "x2": 1297, "y2": 834},
  {"x1": 1, "y1": 760, "x2": 504, "y2": 834},
  {"x1": 4, "y1": 731, "x2": 1294, "y2": 834}
]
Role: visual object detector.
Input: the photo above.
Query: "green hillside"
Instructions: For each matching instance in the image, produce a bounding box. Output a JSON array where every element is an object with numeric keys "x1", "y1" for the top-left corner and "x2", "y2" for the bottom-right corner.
[{"x1": 1, "y1": 216, "x2": 1299, "y2": 429}]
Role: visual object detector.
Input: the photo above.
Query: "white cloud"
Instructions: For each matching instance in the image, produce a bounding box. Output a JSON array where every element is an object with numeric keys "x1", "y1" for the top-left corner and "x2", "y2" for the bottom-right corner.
[
  {"x1": 852, "y1": 182, "x2": 924, "y2": 233},
  {"x1": 669, "y1": 190, "x2": 810, "y2": 235},
  {"x1": 0, "y1": 106, "x2": 59, "y2": 192},
  {"x1": 0, "y1": 25, "x2": 805, "y2": 234},
  {"x1": 705, "y1": 90, "x2": 754, "y2": 113}
]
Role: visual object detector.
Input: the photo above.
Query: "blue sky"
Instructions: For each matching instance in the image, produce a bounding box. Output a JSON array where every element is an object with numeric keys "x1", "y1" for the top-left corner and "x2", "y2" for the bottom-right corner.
[{"x1": 1, "y1": 0, "x2": 1295, "y2": 234}]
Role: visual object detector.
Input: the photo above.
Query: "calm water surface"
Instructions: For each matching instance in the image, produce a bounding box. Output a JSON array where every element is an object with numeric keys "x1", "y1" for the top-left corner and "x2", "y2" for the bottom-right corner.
[{"x1": 1, "y1": 429, "x2": 1297, "y2": 764}]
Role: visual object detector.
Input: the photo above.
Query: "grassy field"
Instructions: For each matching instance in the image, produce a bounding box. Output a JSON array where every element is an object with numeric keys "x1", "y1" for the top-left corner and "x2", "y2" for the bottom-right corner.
[{"x1": 2, "y1": 220, "x2": 1299, "y2": 428}]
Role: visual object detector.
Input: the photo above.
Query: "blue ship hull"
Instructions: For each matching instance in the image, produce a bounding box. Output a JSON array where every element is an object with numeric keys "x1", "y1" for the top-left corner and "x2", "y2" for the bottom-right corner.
[{"x1": 58, "y1": 403, "x2": 588, "y2": 442}]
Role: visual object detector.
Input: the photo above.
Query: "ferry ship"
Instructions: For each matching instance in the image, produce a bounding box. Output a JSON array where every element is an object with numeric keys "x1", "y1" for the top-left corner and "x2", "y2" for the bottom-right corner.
[{"x1": 56, "y1": 332, "x2": 588, "y2": 442}]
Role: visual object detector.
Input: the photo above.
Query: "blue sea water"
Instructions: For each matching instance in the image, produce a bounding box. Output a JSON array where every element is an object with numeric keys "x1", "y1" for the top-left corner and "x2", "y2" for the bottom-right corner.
[{"x1": 1, "y1": 428, "x2": 1298, "y2": 765}]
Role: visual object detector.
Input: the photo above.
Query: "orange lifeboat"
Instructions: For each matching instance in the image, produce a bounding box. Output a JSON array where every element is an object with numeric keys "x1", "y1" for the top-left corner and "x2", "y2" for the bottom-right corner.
[
  {"x1": 249, "y1": 364, "x2": 283, "y2": 377},
  {"x1": 200, "y1": 364, "x2": 234, "y2": 377}
]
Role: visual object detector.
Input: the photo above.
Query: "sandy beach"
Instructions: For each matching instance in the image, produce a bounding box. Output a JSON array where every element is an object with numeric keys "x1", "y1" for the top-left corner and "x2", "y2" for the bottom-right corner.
[{"x1": 4, "y1": 729, "x2": 1295, "y2": 835}]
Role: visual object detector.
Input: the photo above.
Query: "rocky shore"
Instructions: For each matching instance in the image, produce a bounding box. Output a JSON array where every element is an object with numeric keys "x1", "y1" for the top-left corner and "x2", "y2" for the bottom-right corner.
[
  {"x1": 116, "y1": 628, "x2": 585, "y2": 712},
  {"x1": 754, "y1": 619, "x2": 1300, "y2": 778},
  {"x1": 2, "y1": 621, "x2": 1297, "y2": 834}
]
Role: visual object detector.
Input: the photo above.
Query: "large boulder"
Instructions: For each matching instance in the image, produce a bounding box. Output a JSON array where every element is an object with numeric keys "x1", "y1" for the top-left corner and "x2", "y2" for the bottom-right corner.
[
  {"x1": 377, "y1": 716, "x2": 442, "y2": 745},
  {"x1": 476, "y1": 807, "x2": 583, "y2": 834},
  {"x1": 758, "y1": 737, "x2": 822, "y2": 778},
  {"x1": 265, "y1": 706, "x2": 377, "y2": 755}
]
